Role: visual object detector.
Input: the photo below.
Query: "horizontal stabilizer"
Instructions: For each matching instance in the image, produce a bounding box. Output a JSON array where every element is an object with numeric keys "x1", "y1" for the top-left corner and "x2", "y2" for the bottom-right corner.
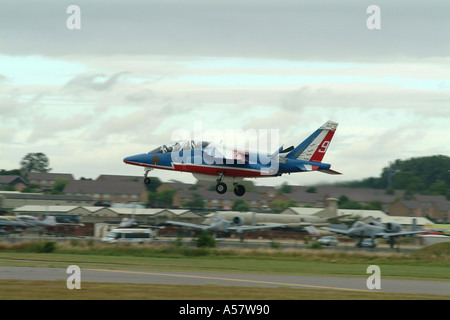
[{"x1": 319, "y1": 169, "x2": 342, "y2": 175}]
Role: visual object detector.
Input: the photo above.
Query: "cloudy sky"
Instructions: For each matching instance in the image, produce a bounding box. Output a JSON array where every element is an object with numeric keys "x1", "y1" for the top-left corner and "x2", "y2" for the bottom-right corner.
[{"x1": 0, "y1": 0, "x2": 449, "y2": 187}]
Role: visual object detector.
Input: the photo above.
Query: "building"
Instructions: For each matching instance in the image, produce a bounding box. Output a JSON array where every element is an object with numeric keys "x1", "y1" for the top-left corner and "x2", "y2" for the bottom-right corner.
[
  {"x1": 388, "y1": 198, "x2": 449, "y2": 223},
  {"x1": 96, "y1": 174, "x2": 145, "y2": 183},
  {"x1": 13, "y1": 205, "x2": 201, "y2": 225},
  {"x1": 64, "y1": 180, "x2": 148, "y2": 205},
  {"x1": 27, "y1": 172, "x2": 74, "y2": 191},
  {"x1": 0, "y1": 191, "x2": 93, "y2": 210},
  {"x1": 0, "y1": 175, "x2": 28, "y2": 191}
]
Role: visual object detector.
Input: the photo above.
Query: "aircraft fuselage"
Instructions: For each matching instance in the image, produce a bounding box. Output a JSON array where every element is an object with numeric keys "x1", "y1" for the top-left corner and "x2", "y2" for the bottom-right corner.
[{"x1": 123, "y1": 149, "x2": 332, "y2": 178}]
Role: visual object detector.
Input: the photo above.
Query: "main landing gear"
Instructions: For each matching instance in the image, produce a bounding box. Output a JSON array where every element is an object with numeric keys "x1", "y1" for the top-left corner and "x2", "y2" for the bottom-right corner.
[{"x1": 215, "y1": 172, "x2": 246, "y2": 196}]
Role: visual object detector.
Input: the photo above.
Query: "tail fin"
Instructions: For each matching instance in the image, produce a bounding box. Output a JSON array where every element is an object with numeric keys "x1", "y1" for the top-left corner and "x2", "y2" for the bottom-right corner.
[{"x1": 285, "y1": 120, "x2": 338, "y2": 162}]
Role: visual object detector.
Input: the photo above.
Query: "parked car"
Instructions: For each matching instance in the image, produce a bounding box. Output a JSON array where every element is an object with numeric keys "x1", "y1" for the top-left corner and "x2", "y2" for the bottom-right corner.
[
  {"x1": 318, "y1": 236, "x2": 338, "y2": 246},
  {"x1": 102, "y1": 228, "x2": 154, "y2": 243},
  {"x1": 359, "y1": 238, "x2": 378, "y2": 248}
]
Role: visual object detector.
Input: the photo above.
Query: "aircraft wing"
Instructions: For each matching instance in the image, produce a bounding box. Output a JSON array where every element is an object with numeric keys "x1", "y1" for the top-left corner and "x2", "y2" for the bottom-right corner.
[
  {"x1": 319, "y1": 169, "x2": 342, "y2": 175},
  {"x1": 376, "y1": 230, "x2": 426, "y2": 239},
  {"x1": 305, "y1": 226, "x2": 320, "y2": 235},
  {"x1": 166, "y1": 220, "x2": 209, "y2": 230},
  {"x1": 321, "y1": 227, "x2": 351, "y2": 236},
  {"x1": 229, "y1": 224, "x2": 285, "y2": 233}
]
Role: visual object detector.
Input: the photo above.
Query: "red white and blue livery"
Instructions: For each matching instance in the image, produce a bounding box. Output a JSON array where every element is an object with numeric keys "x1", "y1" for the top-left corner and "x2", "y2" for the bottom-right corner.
[{"x1": 123, "y1": 120, "x2": 341, "y2": 196}]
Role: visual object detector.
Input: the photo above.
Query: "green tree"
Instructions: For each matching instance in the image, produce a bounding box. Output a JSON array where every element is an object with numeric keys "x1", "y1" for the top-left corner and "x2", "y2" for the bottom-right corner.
[
  {"x1": 277, "y1": 182, "x2": 292, "y2": 194},
  {"x1": 148, "y1": 189, "x2": 176, "y2": 208},
  {"x1": 364, "y1": 200, "x2": 383, "y2": 210},
  {"x1": 51, "y1": 178, "x2": 68, "y2": 195},
  {"x1": 427, "y1": 181, "x2": 448, "y2": 196},
  {"x1": 232, "y1": 199, "x2": 250, "y2": 212},
  {"x1": 184, "y1": 193, "x2": 205, "y2": 209},
  {"x1": 20, "y1": 153, "x2": 51, "y2": 176},
  {"x1": 196, "y1": 230, "x2": 216, "y2": 248},
  {"x1": 392, "y1": 171, "x2": 424, "y2": 193},
  {"x1": 332, "y1": 156, "x2": 450, "y2": 197},
  {"x1": 144, "y1": 177, "x2": 162, "y2": 192},
  {"x1": 306, "y1": 186, "x2": 317, "y2": 193},
  {"x1": 270, "y1": 199, "x2": 298, "y2": 213},
  {"x1": 338, "y1": 195, "x2": 363, "y2": 209}
]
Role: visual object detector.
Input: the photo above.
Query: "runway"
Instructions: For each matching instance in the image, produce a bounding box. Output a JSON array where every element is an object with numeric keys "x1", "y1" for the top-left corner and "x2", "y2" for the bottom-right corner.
[{"x1": 0, "y1": 266, "x2": 448, "y2": 296}]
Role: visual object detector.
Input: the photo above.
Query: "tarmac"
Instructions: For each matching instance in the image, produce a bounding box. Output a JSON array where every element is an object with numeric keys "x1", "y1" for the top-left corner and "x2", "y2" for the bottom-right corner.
[{"x1": 0, "y1": 266, "x2": 449, "y2": 296}]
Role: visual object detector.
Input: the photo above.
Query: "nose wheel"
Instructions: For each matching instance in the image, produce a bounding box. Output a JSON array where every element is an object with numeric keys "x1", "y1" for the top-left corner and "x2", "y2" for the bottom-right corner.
[{"x1": 143, "y1": 168, "x2": 153, "y2": 185}]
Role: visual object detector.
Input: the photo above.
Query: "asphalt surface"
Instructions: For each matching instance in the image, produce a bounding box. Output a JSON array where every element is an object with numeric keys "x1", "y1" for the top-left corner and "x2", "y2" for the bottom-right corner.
[{"x1": 0, "y1": 266, "x2": 448, "y2": 296}]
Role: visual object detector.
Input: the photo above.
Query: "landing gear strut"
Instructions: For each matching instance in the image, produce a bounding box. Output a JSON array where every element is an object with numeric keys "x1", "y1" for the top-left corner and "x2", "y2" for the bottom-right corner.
[
  {"x1": 144, "y1": 169, "x2": 152, "y2": 185},
  {"x1": 215, "y1": 172, "x2": 227, "y2": 194}
]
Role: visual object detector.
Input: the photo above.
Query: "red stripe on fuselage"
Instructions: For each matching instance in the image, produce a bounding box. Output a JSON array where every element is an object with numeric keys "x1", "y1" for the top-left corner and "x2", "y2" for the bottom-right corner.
[
  {"x1": 174, "y1": 163, "x2": 264, "y2": 177},
  {"x1": 123, "y1": 160, "x2": 265, "y2": 177}
]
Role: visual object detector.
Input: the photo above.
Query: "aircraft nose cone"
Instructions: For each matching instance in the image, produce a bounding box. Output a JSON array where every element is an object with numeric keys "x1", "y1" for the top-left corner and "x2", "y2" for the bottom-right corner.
[
  {"x1": 123, "y1": 155, "x2": 134, "y2": 163},
  {"x1": 123, "y1": 154, "x2": 145, "y2": 164}
]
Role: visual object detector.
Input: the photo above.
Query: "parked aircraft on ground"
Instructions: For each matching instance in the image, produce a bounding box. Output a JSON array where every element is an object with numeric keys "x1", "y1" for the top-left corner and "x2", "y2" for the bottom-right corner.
[
  {"x1": 321, "y1": 221, "x2": 426, "y2": 248},
  {"x1": 166, "y1": 214, "x2": 285, "y2": 240},
  {"x1": 16, "y1": 215, "x2": 57, "y2": 230},
  {"x1": 0, "y1": 216, "x2": 27, "y2": 235}
]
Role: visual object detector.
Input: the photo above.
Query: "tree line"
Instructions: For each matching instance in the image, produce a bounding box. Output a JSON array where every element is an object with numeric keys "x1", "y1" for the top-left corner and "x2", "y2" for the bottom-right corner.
[{"x1": 330, "y1": 155, "x2": 450, "y2": 200}]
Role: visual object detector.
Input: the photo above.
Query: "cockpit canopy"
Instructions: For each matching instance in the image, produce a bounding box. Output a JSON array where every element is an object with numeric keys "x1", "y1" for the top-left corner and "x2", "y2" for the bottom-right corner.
[
  {"x1": 148, "y1": 140, "x2": 210, "y2": 154},
  {"x1": 352, "y1": 221, "x2": 365, "y2": 229}
]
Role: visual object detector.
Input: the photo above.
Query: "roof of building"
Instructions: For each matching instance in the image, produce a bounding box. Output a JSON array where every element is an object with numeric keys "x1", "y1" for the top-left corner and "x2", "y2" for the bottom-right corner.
[
  {"x1": 385, "y1": 216, "x2": 433, "y2": 225},
  {"x1": 0, "y1": 192, "x2": 91, "y2": 201},
  {"x1": 13, "y1": 205, "x2": 80, "y2": 213},
  {"x1": 96, "y1": 174, "x2": 144, "y2": 183},
  {"x1": 280, "y1": 207, "x2": 325, "y2": 215},
  {"x1": 27, "y1": 172, "x2": 74, "y2": 181},
  {"x1": 0, "y1": 175, "x2": 28, "y2": 185},
  {"x1": 12, "y1": 205, "x2": 199, "y2": 218},
  {"x1": 64, "y1": 180, "x2": 146, "y2": 195}
]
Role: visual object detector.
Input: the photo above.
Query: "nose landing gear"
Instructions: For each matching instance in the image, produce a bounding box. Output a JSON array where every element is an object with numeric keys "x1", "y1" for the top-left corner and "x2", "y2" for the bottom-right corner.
[{"x1": 143, "y1": 168, "x2": 153, "y2": 185}]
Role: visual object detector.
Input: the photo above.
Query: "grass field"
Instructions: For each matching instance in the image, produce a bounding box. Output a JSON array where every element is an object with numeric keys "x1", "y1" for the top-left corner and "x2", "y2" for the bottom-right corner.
[
  {"x1": 0, "y1": 241, "x2": 448, "y2": 300},
  {"x1": 0, "y1": 280, "x2": 447, "y2": 300}
]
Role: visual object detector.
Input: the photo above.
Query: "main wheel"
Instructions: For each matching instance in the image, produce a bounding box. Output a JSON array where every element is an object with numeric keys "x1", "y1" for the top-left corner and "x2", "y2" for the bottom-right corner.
[
  {"x1": 144, "y1": 177, "x2": 151, "y2": 185},
  {"x1": 234, "y1": 184, "x2": 246, "y2": 196},
  {"x1": 215, "y1": 182, "x2": 227, "y2": 194}
]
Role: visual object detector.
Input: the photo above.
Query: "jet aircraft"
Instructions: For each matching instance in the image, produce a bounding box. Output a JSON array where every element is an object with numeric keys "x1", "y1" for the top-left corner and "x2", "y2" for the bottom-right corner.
[
  {"x1": 0, "y1": 216, "x2": 28, "y2": 235},
  {"x1": 166, "y1": 214, "x2": 285, "y2": 240},
  {"x1": 321, "y1": 221, "x2": 426, "y2": 248},
  {"x1": 16, "y1": 215, "x2": 57, "y2": 231},
  {"x1": 124, "y1": 120, "x2": 341, "y2": 196}
]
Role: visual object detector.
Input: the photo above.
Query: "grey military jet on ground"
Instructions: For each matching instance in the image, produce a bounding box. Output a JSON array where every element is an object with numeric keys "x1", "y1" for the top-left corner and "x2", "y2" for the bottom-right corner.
[
  {"x1": 321, "y1": 221, "x2": 425, "y2": 248},
  {"x1": 16, "y1": 215, "x2": 57, "y2": 229},
  {"x1": 0, "y1": 216, "x2": 28, "y2": 235},
  {"x1": 166, "y1": 214, "x2": 285, "y2": 241}
]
